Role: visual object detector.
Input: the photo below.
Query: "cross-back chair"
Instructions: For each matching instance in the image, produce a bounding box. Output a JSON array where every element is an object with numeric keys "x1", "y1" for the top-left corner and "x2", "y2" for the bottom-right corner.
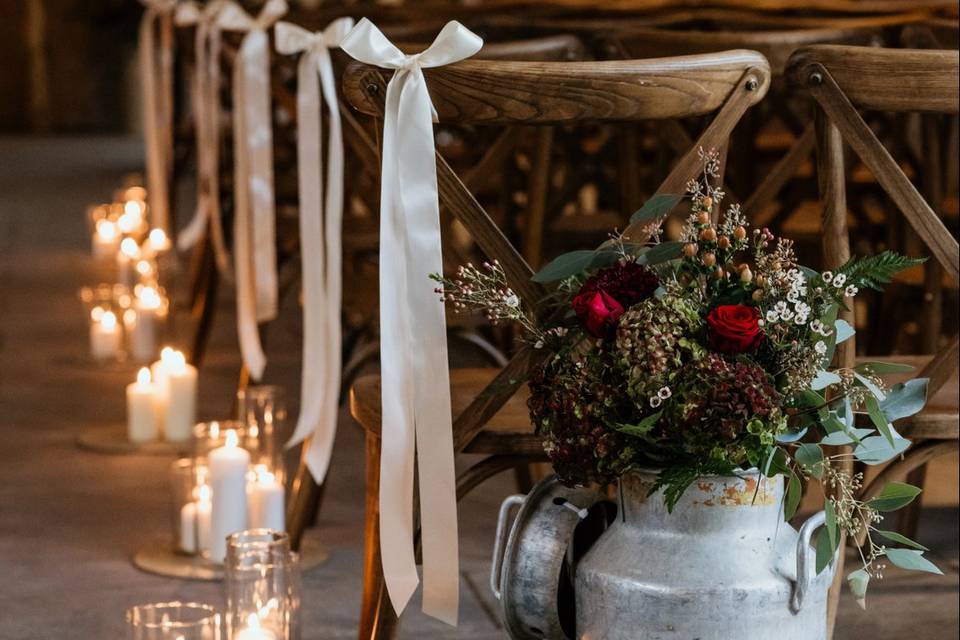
[
  {"x1": 341, "y1": 49, "x2": 771, "y2": 639},
  {"x1": 787, "y1": 43, "x2": 959, "y2": 639}
]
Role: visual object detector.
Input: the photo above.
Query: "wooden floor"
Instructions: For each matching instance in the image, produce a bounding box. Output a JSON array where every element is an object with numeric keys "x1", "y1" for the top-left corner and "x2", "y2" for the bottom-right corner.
[{"x1": 0, "y1": 136, "x2": 956, "y2": 639}]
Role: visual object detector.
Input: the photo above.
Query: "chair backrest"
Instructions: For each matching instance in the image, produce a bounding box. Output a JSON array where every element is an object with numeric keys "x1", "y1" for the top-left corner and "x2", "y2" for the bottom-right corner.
[
  {"x1": 342, "y1": 50, "x2": 771, "y2": 450},
  {"x1": 787, "y1": 44, "x2": 959, "y2": 392}
]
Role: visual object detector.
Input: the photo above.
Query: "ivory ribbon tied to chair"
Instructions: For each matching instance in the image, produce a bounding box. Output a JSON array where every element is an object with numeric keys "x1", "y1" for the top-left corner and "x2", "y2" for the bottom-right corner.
[
  {"x1": 173, "y1": 0, "x2": 233, "y2": 279},
  {"x1": 216, "y1": 0, "x2": 287, "y2": 381},
  {"x1": 274, "y1": 16, "x2": 354, "y2": 483},
  {"x1": 340, "y1": 18, "x2": 484, "y2": 626},
  {"x1": 139, "y1": 0, "x2": 178, "y2": 237}
]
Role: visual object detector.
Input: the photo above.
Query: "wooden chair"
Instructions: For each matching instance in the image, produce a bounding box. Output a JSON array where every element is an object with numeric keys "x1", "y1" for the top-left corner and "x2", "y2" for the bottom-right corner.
[
  {"x1": 341, "y1": 50, "x2": 771, "y2": 639},
  {"x1": 786, "y1": 43, "x2": 959, "y2": 639}
]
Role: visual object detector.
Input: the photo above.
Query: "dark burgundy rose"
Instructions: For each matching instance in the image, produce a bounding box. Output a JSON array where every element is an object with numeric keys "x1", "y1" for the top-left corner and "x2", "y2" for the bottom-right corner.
[
  {"x1": 707, "y1": 304, "x2": 764, "y2": 354},
  {"x1": 572, "y1": 290, "x2": 625, "y2": 338},
  {"x1": 580, "y1": 261, "x2": 659, "y2": 309},
  {"x1": 572, "y1": 261, "x2": 658, "y2": 337}
]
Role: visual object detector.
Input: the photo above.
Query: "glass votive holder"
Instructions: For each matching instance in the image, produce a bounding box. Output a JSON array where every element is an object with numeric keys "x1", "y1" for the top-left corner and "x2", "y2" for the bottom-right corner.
[
  {"x1": 80, "y1": 284, "x2": 130, "y2": 363},
  {"x1": 170, "y1": 458, "x2": 211, "y2": 556},
  {"x1": 126, "y1": 601, "x2": 221, "y2": 639},
  {"x1": 225, "y1": 530, "x2": 300, "y2": 640},
  {"x1": 236, "y1": 386, "x2": 288, "y2": 484},
  {"x1": 124, "y1": 283, "x2": 169, "y2": 363}
]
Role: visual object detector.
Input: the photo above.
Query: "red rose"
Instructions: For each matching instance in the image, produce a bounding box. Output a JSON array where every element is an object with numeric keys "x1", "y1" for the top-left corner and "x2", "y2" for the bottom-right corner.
[
  {"x1": 707, "y1": 304, "x2": 763, "y2": 354},
  {"x1": 581, "y1": 261, "x2": 659, "y2": 309},
  {"x1": 573, "y1": 290, "x2": 625, "y2": 338}
]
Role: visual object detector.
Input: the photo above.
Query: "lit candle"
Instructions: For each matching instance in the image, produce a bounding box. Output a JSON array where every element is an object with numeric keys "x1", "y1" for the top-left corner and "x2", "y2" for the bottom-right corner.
[
  {"x1": 117, "y1": 199, "x2": 145, "y2": 235},
  {"x1": 180, "y1": 484, "x2": 213, "y2": 554},
  {"x1": 89, "y1": 309, "x2": 121, "y2": 361},
  {"x1": 235, "y1": 614, "x2": 279, "y2": 640},
  {"x1": 247, "y1": 466, "x2": 285, "y2": 531},
  {"x1": 126, "y1": 367, "x2": 159, "y2": 443},
  {"x1": 117, "y1": 237, "x2": 141, "y2": 287},
  {"x1": 127, "y1": 285, "x2": 163, "y2": 362},
  {"x1": 92, "y1": 219, "x2": 120, "y2": 259},
  {"x1": 209, "y1": 429, "x2": 250, "y2": 563},
  {"x1": 147, "y1": 228, "x2": 171, "y2": 253},
  {"x1": 153, "y1": 348, "x2": 197, "y2": 442}
]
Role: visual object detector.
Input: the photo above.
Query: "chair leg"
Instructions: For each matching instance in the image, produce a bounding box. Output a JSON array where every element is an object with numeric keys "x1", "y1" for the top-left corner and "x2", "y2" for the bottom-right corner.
[
  {"x1": 188, "y1": 237, "x2": 219, "y2": 368},
  {"x1": 359, "y1": 430, "x2": 399, "y2": 640},
  {"x1": 286, "y1": 439, "x2": 325, "y2": 553}
]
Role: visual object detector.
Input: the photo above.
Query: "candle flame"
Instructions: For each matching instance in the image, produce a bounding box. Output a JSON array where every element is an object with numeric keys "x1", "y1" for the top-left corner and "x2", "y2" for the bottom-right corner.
[
  {"x1": 197, "y1": 484, "x2": 212, "y2": 502},
  {"x1": 124, "y1": 200, "x2": 143, "y2": 217},
  {"x1": 135, "y1": 259, "x2": 153, "y2": 276},
  {"x1": 245, "y1": 614, "x2": 261, "y2": 630},
  {"x1": 100, "y1": 310, "x2": 117, "y2": 330},
  {"x1": 224, "y1": 429, "x2": 239, "y2": 448},
  {"x1": 120, "y1": 237, "x2": 140, "y2": 258},
  {"x1": 138, "y1": 285, "x2": 162, "y2": 310},
  {"x1": 90, "y1": 306, "x2": 104, "y2": 322},
  {"x1": 148, "y1": 228, "x2": 169, "y2": 251},
  {"x1": 209, "y1": 421, "x2": 220, "y2": 439},
  {"x1": 95, "y1": 219, "x2": 118, "y2": 241},
  {"x1": 137, "y1": 367, "x2": 151, "y2": 385},
  {"x1": 166, "y1": 349, "x2": 187, "y2": 374},
  {"x1": 123, "y1": 308, "x2": 137, "y2": 327},
  {"x1": 257, "y1": 468, "x2": 276, "y2": 484}
]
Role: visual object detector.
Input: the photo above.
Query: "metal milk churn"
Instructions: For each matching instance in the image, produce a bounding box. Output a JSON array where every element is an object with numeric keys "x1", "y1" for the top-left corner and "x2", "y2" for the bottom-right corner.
[{"x1": 493, "y1": 471, "x2": 837, "y2": 640}]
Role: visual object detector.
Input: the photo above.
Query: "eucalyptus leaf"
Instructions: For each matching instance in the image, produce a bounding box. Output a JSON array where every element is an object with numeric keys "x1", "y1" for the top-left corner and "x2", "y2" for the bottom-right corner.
[
  {"x1": 811, "y1": 370, "x2": 842, "y2": 391},
  {"x1": 638, "y1": 241, "x2": 684, "y2": 266},
  {"x1": 873, "y1": 530, "x2": 928, "y2": 551},
  {"x1": 855, "y1": 361, "x2": 916, "y2": 374},
  {"x1": 629, "y1": 193, "x2": 684, "y2": 224},
  {"x1": 776, "y1": 427, "x2": 809, "y2": 444},
  {"x1": 854, "y1": 371, "x2": 887, "y2": 401},
  {"x1": 854, "y1": 435, "x2": 911, "y2": 465},
  {"x1": 863, "y1": 394, "x2": 896, "y2": 447},
  {"x1": 762, "y1": 446, "x2": 790, "y2": 478},
  {"x1": 815, "y1": 529, "x2": 835, "y2": 575},
  {"x1": 796, "y1": 443, "x2": 825, "y2": 478},
  {"x1": 825, "y1": 500, "x2": 838, "y2": 549},
  {"x1": 868, "y1": 482, "x2": 922, "y2": 512},
  {"x1": 531, "y1": 248, "x2": 620, "y2": 283},
  {"x1": 834, "y1": 319, "x2": 855, "y2": 344},
  {"x1": 784, "y1": 472, "x2": 802, "y2": 521},
  {"x1": 819, "y1": 304, "x2": 840, "y2": 367},
  {"x1": 884, "y1": 548, "x2": 943, "y2": 575},
  {"x1": 820, "y1": 428, "x2": 874, "y2": 446},
  {"x1": 879, "y1": 378, "x2": 929, "y2": 422},
  {"x1": 820, "y1": 411, "x2": 847, "y2": 435},
  {"x1": 847, "y1": 569, "x2": 870, "y2": 609}
]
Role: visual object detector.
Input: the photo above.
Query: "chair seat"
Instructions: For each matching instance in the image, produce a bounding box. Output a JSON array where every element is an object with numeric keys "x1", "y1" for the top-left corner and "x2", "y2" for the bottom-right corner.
[
  {"x1": 349, "y1": 368, "x2": 544, "y2": 456},
  {"x1": 855, "y1": 355, "x2": 959, "y2": 439}
]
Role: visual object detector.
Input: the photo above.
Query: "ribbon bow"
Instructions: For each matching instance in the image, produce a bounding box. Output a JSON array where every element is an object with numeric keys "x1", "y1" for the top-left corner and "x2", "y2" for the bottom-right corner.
[
  {"x1": 174, "y1": 0, "x2": 232, "y2": 278},
  {"x1": 274, "y1": 17, "x2": 354, "y2": 483},
  {"x1": 139, "y1": 0, "x2": 178, "y2": 236},
  {"x1": 341, "y1": 18, "x2": 483, "y2": 626},
  {"x1": 216, "y1": 0, "x2": 287, "y2": 381}
]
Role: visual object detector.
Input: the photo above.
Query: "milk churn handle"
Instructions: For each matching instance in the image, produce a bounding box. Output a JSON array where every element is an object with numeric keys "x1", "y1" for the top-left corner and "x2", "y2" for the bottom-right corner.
[
  {"x1": 791, "y1": 510, "x2": 838, "y2": 613},
  {"x1": 491, "y1": 494, "x2": 526, "y2": 600}
]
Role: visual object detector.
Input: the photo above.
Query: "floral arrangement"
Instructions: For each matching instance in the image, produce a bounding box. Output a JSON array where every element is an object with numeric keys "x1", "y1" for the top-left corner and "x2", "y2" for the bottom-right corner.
[{"x1": 432, "y1": 151, "x2": 940, "y2": 603}]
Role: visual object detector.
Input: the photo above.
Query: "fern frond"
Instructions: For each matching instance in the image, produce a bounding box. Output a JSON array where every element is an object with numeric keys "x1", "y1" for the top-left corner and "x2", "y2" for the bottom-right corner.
[{"x1": 838, "y1": 251, "x2": 925, "y2": 291}]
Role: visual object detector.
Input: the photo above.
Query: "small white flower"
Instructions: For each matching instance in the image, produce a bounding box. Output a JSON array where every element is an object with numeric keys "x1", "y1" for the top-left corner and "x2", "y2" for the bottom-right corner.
[
  {"x1": 794, "y1": 313, "x2": 808, "y2": 326},
  {"x1": 649, "y1": 396, "x2": 663, "y2": 408},
  {"x1": 833, "y1": 273, "x2": 847, "y2": 287},
  {"x1": 534, "y1": 340, "x2": 544, "y2": 349},
  {"x1": 787, "y1": 291, "x2": 800, "y2": 303},
  {"x1": 822, "y1": 271, "x2": 833, "y2": 283},
  {"x1": 766, "y1": 310, "x2": 779, "y2": 323},
  {"x1": 844, "y1": 285, "x2": 859, "y2": 297},
  {"x1": 775, "y1": 301, "x2": 789, "y2": 313},
  {"x1": 758, "y1": 319, "x2": 766, "y2": 327},
  {"x1": 657, "y1": 386, "x2": 672, "y2": 400},
  {"x1": 780, "y1": 307, "x2": 795, "y2": 322},
  {"x1": 815, "y1": 341, "x2": 827, "y2": 355}
]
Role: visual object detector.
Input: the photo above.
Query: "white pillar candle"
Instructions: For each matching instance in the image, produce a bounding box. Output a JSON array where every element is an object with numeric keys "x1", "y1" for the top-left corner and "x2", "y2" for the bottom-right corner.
[
  {"x1": 117, "y1": 237, "x2": 141, "y2": 287},
  {"x1": 180, "y1": 484, "x2": 213, "y2": 554},
  {"x1": 92, "y1": 219, "x2": 120, "y2": 259},
  {"x1": 159, "y1": 349, "x2": 197, "y2": 442},
  {"x1": 126, "y1": 367, "x2": 159, "y2": 443},
  {"x1": 247, "y1": 467, "x2": 285, "y2": 531},
  {"x1": 209, "y1": 429, "x2": 250, "y2": 563},
  {"x1": 235, "y1": 615, "x2": 280, "y2": 640},
  {"x1": 127, "y1": 286, "x2": 163, "y2": 362},
  {"x1": 89, "y1": 310, "x2": 121, "y2": 361}
]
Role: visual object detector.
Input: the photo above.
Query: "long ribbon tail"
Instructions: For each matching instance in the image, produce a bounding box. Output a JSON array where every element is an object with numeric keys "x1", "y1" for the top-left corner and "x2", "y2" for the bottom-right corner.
[
  {"x1": 233, "y1": 39, "x2": 267, "y2": 381},
  {"x1": 140, "y1": 8, "x2": 171, "y2": 235},
  {"x1": 205, "y1": 25, "x2": 234, "y2": 279}
]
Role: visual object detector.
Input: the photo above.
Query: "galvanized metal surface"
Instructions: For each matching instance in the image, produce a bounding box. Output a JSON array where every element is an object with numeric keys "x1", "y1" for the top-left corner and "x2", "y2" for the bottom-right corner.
[
  {"x1": 493, "y1": 476, "x2": 605, "y2": 640},
  {"x1": 575, "y1": 471, "x2": 836, "y2": 640}
]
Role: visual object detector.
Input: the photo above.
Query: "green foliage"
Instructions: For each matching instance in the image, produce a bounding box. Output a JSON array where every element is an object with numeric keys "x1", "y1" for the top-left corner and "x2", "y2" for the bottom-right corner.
[
  {"x1": 629, "y1": 194, "x2": 684, "y2": 224},
  {"x1": 868, "y1": 482, "x2": 922, "y2": 512},
  {"x1": 837, "y1": 251, "x2": 925, "y2": 291},
  {"x1": 884, "y1": 549, "x2": 943, "y2": 575},
  {"x1": 784, "y1": 472, "x2": 802, "y2": 520},
  {"x1": 873, "y1": 530, "x2": 928, "y2": 551},
  {"x1": 614, "y1": 411, "x2": 662, "y2": 438},
  {"x1": 531, "y1": 248, "x2": 621, "y2": 283},
  {"x1": 651, "y1": 459, "x2": 735, "y2": 512}
]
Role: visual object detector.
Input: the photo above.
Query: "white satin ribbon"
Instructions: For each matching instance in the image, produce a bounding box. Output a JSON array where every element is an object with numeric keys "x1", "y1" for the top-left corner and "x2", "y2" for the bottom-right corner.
[
  {"x1": 275, "y1": 17, "x2": 353, "y2": 483},
  {"x1": 174, "y1": 0, "x2": 233, "y2": 279},
  {"x1": 341, "y1": 18, "x2": 483, "y2": 626},
  {"x1": 174, "y1": 1, "x2": 231, "y2": 274},
  {"x1": 139, "y1": 0, "x2": 177, "y2": 236},
  {"x1": 217, "y1": 0, "x2": 287, "y2": 381}
]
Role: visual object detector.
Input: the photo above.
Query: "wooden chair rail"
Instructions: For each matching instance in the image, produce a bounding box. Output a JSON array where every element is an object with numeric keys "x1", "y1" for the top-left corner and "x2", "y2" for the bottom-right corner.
[
  {"x1": 342, "y1": 51, "x2": 771, "y2": 124},
  {"x1": 787, "y1": 45, "x2": 960, "y2": 114}
]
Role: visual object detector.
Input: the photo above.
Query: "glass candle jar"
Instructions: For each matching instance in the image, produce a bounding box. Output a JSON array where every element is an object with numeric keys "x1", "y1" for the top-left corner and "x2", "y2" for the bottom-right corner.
[
  {"x1": 236, "y1": 386, "x2": 287, "y2": 484},
  {"x1": 224, "y1": 530, "x2": 300, "y2": 640},
  {"x1": 170, "y1": 458, "x2": 211, "y2": 556},
  {"x1": 126, "y1": 601, "x2": 221, "y2": 639}
]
